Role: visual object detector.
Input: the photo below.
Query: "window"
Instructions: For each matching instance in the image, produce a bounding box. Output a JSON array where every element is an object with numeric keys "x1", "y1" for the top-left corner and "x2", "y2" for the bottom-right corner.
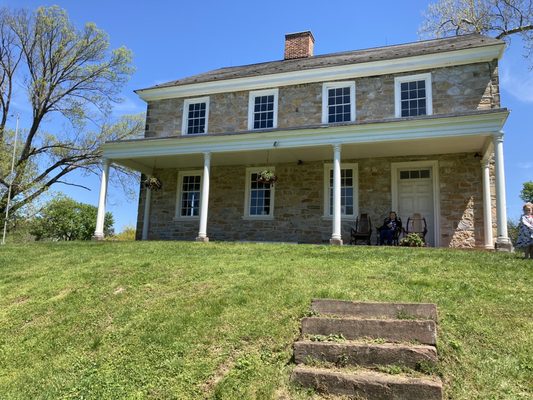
[
  {"x1": 322, "y1": 82, "x2": 356, "y2": 124},
  {"x1": 248, "y1": 89, "x2": 279, "y2": 130},
  {"x1": 244, "y1": 167, "x2": 275, "y2": 219},
  {"x1": 323, "y1": 163, "x2": 358, "y2": 218},
  {"x1": 399, "y1": 169, "x2": 431, "y2": 179},
  {"x1": 182, "y1": 97, "x2": 209, "y2": 135},
  {"x1": 394, "y1": 73, "x2": 432, "y2": 118},
  {"x1": 176, "y1": 171, "x2": 202, "y2": 218}
]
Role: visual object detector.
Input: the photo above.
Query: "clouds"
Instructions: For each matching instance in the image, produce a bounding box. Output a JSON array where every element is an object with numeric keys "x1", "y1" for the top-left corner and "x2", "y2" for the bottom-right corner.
[{"x1": 500, "y1": 67, "x2": 533, "y2": 103}]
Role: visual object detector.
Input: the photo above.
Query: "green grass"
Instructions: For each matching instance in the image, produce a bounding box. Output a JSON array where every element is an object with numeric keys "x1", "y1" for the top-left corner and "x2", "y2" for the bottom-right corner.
[{"x1": 0, "y1": 242, "x2": 531, "y2": 399}]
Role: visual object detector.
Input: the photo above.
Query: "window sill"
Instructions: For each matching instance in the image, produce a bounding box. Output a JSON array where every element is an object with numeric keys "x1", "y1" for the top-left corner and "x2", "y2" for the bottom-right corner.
[
  {"x1": 242, "y1": 215, "x2": 275, "y2": 221},
  {"x1": 173, "y1": 216, "x2": 200, "y2": 221},
  {"x1": 321, "y1": 215, "x2": 356, "y2": 221}
]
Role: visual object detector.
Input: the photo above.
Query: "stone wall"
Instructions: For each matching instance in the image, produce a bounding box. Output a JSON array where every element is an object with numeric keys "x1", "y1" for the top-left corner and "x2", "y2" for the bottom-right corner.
[
  {"x1": 136, "y1": 153, "x2": 492, "y2": 247},
  {"x1": 144, "y1": 62, "x2": 500, "y2": 138}
]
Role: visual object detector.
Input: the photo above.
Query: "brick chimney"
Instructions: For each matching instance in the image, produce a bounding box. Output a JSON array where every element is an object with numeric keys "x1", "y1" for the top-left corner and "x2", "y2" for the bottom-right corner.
[{"x1": 284, "y1": 31, "x2": 315, "y2": 60}]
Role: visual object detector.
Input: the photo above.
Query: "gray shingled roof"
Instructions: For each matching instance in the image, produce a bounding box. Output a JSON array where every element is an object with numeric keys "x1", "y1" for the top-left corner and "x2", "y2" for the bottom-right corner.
[{"x1": 137, "y1": 34, "x2": 503, "y2": 92}]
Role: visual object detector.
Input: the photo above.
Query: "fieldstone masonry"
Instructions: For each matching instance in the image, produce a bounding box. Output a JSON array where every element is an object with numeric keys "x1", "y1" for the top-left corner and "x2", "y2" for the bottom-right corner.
[
  {"x1": 137, "y1": 60, "x2": 500, "y2": 247},
  {"x1": 144, "y1": 62, "x2": 499, "y2": 138},
  {"x1": 136, "y1": 153, "x2": 493, "y2": 248}
]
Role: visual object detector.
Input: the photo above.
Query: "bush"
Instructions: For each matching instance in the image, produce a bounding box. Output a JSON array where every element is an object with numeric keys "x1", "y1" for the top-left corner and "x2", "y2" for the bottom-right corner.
[
  {"x1": 30, "y1": 196, "x2": 113, "y2": 241},
  {"x1": 399, "y1": 233, "x2": 425, "y2": 247},
  {"x1": 113, "y1": 225, "x2": 136, "y2": 241}
]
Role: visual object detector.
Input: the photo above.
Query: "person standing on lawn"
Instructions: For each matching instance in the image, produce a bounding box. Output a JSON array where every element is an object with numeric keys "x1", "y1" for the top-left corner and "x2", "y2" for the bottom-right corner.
[{"x1": 516, "y1": 203, "x2": 533, "y2": 259}]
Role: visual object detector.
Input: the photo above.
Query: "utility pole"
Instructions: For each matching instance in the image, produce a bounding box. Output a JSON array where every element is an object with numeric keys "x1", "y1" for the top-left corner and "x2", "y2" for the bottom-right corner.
[{"x1": 2, "y1": 114, "x2": 20, "y2": 245}]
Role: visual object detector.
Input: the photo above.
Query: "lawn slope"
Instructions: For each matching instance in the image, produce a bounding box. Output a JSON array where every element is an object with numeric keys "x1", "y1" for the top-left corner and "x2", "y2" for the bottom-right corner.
[{"x1": 0, "y1": 242, "x2": 531, "y2": 399}]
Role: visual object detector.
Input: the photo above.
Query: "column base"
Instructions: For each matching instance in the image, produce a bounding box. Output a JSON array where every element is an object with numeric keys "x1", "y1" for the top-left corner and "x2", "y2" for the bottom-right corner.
[
  {"x1": 495, "y1": 238, "x2": 513, "y2": 252},
  {"x1": 329, "y1": 237, "x2": 343, "y2": 246},
  {"x1": 196, "y1": 236, "x2": 209, "y2": 243},
  {"x1": 92, "y1": 233, "x2": 105, "y2": 241}
]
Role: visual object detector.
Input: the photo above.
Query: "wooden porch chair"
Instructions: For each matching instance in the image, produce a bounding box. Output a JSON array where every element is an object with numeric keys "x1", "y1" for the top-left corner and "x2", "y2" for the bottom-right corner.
[
  {"x1": 350, "y1": 213, "x2": 372, "y2": 245},
  {"x1": 405, "y1": 213, "x2": 428, "y2": 241}
]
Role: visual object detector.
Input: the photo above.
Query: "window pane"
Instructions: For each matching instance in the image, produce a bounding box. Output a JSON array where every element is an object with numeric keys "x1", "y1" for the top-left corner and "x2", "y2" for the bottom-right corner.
[
  {"x1": 180, "y1": 175, "x2": 201, "y2": 216},
  {"x1": 398, "y1": 79, "x2": 427, "y2": 117},
  {"x1": 252, "y1": 93, "x2": 275, "y2": 129},
  {"x1": 327, "y1": 86, "x2": 352, "y2": 123},
  {"x1": 328, "y1": 168, "x2": 355, "y2": 216},
  {"x1": 186, "y1": 102, "x2": 207, "y2": 134}
]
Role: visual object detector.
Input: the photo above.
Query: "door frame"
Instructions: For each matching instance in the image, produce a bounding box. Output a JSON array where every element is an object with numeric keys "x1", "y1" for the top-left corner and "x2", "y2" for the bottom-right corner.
[{"x1": 391, "y1": 160, "x2": 440, "y2": 247}]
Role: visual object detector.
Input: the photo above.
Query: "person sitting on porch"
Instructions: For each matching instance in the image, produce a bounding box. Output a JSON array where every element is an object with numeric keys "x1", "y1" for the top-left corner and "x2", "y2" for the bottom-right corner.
[{"x1": 378, "y1": 211, "x2": 402, "y2": 245}]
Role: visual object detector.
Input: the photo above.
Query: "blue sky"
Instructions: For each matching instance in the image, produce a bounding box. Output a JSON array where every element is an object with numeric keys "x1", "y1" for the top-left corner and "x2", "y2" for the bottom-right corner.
[{"x1": 5, "y1": 0, "x2": 533, "y2": 232}]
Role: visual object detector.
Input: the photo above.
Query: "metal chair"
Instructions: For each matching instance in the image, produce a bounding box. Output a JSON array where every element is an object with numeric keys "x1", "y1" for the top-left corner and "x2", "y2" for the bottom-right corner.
[
  {"x1": 350, "y1": 213, "x2": 372, "y2": 245},
  {"x1": 405, "y1": 213, "x2": 428, "y2": 242}
]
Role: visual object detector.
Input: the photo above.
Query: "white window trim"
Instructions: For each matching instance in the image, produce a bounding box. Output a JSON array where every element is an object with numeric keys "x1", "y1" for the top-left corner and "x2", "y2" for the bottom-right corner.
[
  {"x1": 321, "y1": 81, "x2": 356, "y2": 124},
  {"x1": 394, "y1": 73, "x2": 432, "y2": 118},
  {"x1": 175, "y1": 170, "x2": 203, "y2": 220},
  {"x1": 243, "y1": 166, "x2": 275, "y2": 220},
  {"x1": 322, "y1": 163, "x2": 359, "y2": 219},
  {"x1": 390, "y1": 160, "x2": 440, "y2": 246},
  {"x1": 181, "y1": 97, "x2": 210, "y2": 135},
  {"x1": 247, "y1": 89, "x2": 279, "y2": 131}
]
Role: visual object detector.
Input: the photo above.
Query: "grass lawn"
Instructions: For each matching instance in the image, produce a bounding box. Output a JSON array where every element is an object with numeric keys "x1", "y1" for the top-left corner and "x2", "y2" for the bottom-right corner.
[{"x1": 0, "y1": 242, "x2": 531, "y2": 399}]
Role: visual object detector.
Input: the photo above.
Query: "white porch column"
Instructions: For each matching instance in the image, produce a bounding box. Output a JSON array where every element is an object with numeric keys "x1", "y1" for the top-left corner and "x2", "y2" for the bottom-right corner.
[
  {"x1": 196, "y1": 151, "x2": 211, "y2": 242},
  {"x1": 330, "y1": 144, "x2": 343, "y2": 245},
  {"x1": 141, "y1": 178, "x2": 152, "y2": 241},
  {"x1": 481, "y1": 158, "x2": 494, "y2": 249},
  {"x1": 493, "y1": 133, "x2": 512, "y2": 251},
  {"x1": 93, "y1": 159, "x2": 110, "y2": 240}
]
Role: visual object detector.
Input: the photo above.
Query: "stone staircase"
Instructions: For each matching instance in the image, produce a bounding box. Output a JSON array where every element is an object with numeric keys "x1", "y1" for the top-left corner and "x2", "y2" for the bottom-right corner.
[{"x1": 291, "y1": 299, "x2": 443, "y2": 399}]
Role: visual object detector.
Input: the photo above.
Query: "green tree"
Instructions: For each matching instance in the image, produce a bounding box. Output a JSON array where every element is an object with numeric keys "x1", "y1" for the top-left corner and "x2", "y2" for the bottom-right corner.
[
  {"x1": 0, "y1": 6, "x2": 143, "y2": 224},
  {"x1": 420, "y1": 0, "x2": 533, "y2": 66},
  {"x1": 30, "y1": 195, "x2": 113, "y2": 241},
  {"x1": 520, "y1": 181, "x2": 533, "y2": 203}
]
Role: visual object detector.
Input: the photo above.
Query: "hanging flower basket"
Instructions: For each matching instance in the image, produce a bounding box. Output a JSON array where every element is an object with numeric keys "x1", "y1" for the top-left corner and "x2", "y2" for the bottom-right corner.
[
  {"x1": 143, "y1": 176, "x2": 162, "y2": 191},
  {"x1": 257, "y1": 170, "x2": 277, "y2": 185}
]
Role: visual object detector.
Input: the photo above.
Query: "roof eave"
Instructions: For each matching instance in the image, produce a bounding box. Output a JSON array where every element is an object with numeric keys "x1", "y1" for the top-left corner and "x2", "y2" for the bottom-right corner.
[{"x1": 135, "y1": 43, "x2": 505, "y2": 102}]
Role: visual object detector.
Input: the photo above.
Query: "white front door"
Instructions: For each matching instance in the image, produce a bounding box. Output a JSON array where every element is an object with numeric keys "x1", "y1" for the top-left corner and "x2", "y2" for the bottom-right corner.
[{"x1": 397, "y1": 168, "x2": 434, "y2": 246}]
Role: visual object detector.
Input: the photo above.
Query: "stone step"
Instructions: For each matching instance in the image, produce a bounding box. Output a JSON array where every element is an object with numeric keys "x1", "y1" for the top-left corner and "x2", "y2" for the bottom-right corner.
[
  {"x1": 301, "y1": 317, "x2": 437, "y2": 345},
  {"x1": 294, "y1": 340, "x2": 437, "y2": 369},
  {"x1": 312, "y1": 299, "x2": 438, "y2": 321},
  {"x1": 292, "y1": 366, "x2": 442, "y2": 400}
]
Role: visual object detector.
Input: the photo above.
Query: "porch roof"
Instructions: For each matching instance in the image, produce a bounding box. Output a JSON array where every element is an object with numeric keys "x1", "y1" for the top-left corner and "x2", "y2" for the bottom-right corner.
[{"x1": 103, "y1": 109, "x2": 508, "y2": 174}]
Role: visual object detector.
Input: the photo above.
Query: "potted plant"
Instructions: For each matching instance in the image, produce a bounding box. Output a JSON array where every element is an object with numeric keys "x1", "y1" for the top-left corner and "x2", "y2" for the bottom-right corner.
[
  {"x1": 257, "y1": 169, "x2": 277, "y2": 185},
  {"x1": 399, "y1": 233, "x2": 425, "y2": 247},
  {"x1": 143, "y1": 176, "x2": 162, "y2": 191}
]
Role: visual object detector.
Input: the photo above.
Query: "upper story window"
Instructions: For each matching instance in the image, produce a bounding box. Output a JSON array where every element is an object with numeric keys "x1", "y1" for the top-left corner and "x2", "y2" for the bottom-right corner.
[
  {"x1": 182, "y1": 97, "x2": 209, "y2": 135},
  {"x1": 176, "y1": 171, "x2": 202, "y2": 218},
  {"x1": 394, "y1": 73, "x2": 432, "y2": 118},
  {"x1": 322, "y1": 82, "x2": 356, "y2": 124},
  {"x1": 323, "y1": 163, "x2": 359, "y2": 218},
  {"x1": 248, "y1": 89, "x2": 279, "y2": 130},
  {"x1": 244, "y1": 167, "x2": 275, "y2": 219}
]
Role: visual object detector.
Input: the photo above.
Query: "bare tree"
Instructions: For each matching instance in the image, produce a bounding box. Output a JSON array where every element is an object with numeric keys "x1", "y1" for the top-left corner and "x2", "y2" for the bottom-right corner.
[
  {"x1": 0, "y1": 6, "x2": 143, "y2": 220},
  {"x1": 420, "y1": 0, "x2": 533, "y2": 64}
]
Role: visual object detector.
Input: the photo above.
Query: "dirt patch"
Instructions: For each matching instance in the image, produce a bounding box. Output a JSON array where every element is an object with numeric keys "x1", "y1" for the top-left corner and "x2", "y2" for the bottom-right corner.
[{"x1": 113, "y1": 286, "x2": 125, "y2": 295}]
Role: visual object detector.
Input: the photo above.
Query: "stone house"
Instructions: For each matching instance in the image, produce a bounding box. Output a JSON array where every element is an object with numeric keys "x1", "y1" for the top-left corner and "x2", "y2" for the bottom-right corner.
[{"x1": 94, "y1": 32, "x2": 512, "y2": 249}]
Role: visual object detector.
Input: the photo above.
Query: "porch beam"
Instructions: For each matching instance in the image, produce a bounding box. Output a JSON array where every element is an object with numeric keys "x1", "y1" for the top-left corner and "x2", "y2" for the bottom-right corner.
[
  {"x1": 196, "y1": 152, "x2": 211, "y2": 242},
  {"x1": 493, "y1": 133, "x2": 512, "y2": 251},
  {"x1": 330, "y1": 144, "x2": 343, "y2": 245},
  {"x1": 481, "y1": 159, "x2": 494, "y2": 249},
  {"x1": 93, "y1": 159, "x2": 110, "y2": 240}
]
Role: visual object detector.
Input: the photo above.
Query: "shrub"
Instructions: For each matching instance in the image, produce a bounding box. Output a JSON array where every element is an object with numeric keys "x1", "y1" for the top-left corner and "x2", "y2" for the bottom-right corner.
[
  {"x1": 30, "y1": 196, "x2": 113, "y2": 241},
  {"x1": 399, "y1": 233, "x2": 425, "y2": 247},
  {"x1": 114, "y1": 225, "x2": 136, "y2": 241}
]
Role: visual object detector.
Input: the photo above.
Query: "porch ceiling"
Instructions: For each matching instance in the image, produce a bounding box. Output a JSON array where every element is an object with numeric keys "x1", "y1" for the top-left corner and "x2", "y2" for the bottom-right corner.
[
  {"x1": 114, "y1": 134, "x2": 491, "y2": 172},
  {"x1": 105, "y1": 110, "x2": 507, "y2": 174}
]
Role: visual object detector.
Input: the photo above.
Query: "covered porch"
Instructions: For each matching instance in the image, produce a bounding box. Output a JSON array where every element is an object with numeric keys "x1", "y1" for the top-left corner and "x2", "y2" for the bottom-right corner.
[{"x1": 94, "y1": 110, "x2": 511, "y2": 249}]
